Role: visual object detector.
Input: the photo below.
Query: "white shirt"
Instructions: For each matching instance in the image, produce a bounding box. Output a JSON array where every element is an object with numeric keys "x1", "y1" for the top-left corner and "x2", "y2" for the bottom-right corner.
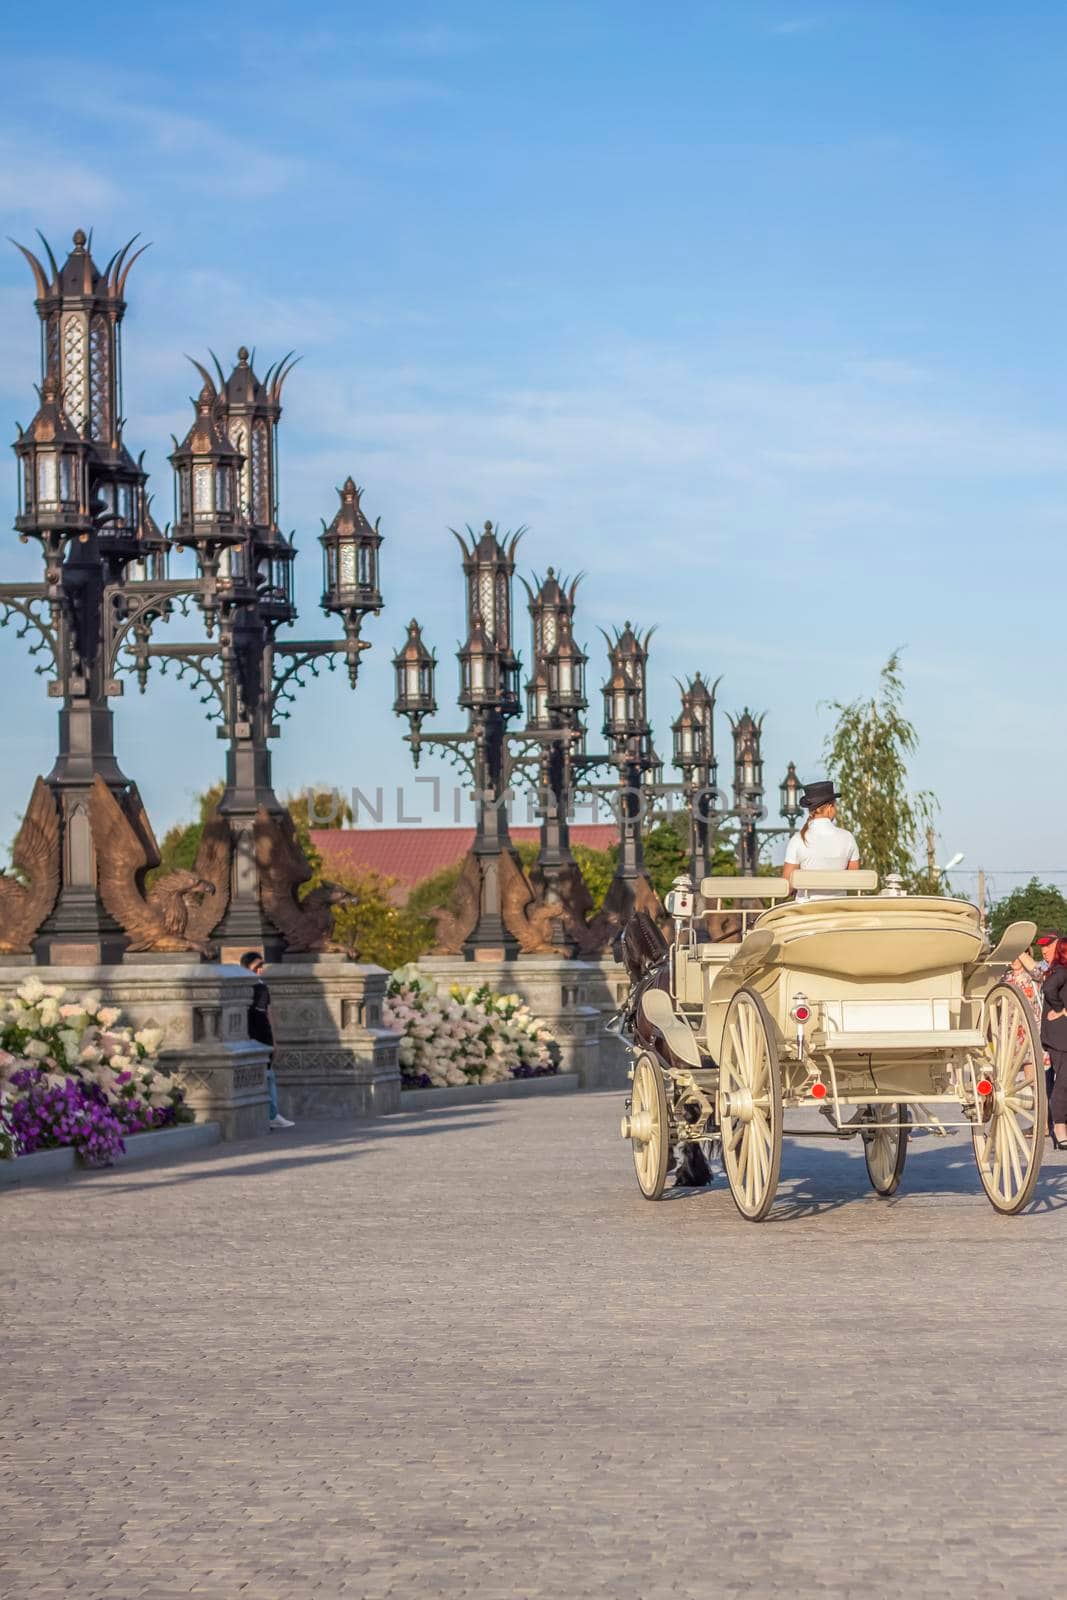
[{"x1": 784, "y1": 816, "x2": 859, "y2": 898}]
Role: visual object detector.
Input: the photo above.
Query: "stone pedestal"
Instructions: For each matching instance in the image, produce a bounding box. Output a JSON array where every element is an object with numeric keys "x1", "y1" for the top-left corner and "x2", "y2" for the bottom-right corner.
[
  {"x1": 417, "y1": 954, "x2": 605, "y2": 1087},
  {"x1": 266, "y1": 958, "x2": 401, "y2": 1120},
  {"x1": 0, "y1": 963, "x2": 271, "y2": 1140}
]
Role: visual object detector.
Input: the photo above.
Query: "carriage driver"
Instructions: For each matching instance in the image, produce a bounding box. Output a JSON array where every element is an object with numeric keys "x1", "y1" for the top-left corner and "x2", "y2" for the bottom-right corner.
[{"x1": 782, "y1": 780, "x2": 860, "y2": 898}]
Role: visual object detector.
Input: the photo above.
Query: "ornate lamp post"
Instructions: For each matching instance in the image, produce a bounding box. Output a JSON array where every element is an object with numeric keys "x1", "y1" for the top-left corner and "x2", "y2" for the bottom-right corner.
[
  {"x1": 394, "y1": 522, "x2": 543, "y2": 959},
  {"x1": 1, "y1": 229, "x2": 385, "y2": 965},
  {"x1": 672, "y1": 671, "x2": 721, "y2": 882},
  {"x1": 128, "y1": 356, "x2": 384, "y2": 958},
  {"x1": 520, "y1": 570, "x2": 590, "y2": 949},
  {"x1": 595, "y1": 622, "x2": 660, "y2": 913},
  {"x1": 0, "y1": 230, "x2": 170, "y2": 962}
]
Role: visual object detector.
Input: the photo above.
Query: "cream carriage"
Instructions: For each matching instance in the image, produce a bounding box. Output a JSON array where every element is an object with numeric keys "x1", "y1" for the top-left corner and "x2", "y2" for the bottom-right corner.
[{"x1": 619, "y1": 872, "x2": 1045, "y2": 1219}]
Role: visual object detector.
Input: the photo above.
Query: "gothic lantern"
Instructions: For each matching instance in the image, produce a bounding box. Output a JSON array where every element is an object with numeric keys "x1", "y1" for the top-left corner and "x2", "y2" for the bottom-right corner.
[
  {"x1": 455, "y1": 520, "x2": 521, "y2": 651},
  {"x1": 779, "y1": 761, "x2": 802, "y2": 826},
  {"x1": 602, "y1": 620, "x2": 655, "y2": 750},
  {"x1": 546, "y1": 613, "x2": 587, "y2": 714},
  {"x1": 13, "y1": 376, "x2": 91, "y2": 539},
  {"x1": 257, "y1": 535, "x2": 297, "y2": 619},
  {"x1": 730, "y1": 709, "x2": 765, "y2": 806},
  {"x1": 459, "y1": 612, "x2": 520, "y2": 712},
  {"x1": 124, "y1": 496, "x2": 170, "y2": 585},
  {"x1": 525, "y1": 663, "x2": 553, "y2": 732},
  {"x1": 603, "y1": 665, "x2": 638, "y2": 742},
  {"x1": 672, "y1": 691, "x2": 702, "y2": 769},
  {"x1": 168, "y1": 383, "x2": 244, "y2": 573},
  {"x1": 321, "y1": 478, "x2": 383, "y2": 617},
  {"x1": 393, "y1": 619, "x2": 437, "y2": 720}
]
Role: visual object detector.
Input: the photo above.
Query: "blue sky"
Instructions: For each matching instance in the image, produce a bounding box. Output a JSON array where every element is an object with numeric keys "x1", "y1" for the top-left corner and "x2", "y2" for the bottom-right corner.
[{"x1": 1, "y1": 1, "x2": 1064, "y2": 897}]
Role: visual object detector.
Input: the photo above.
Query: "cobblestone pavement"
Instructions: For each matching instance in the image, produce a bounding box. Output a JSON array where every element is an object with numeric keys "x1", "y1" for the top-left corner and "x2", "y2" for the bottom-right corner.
[{"x1": 3, "y1": 1092, "x2": 1067, "y2": 1600}]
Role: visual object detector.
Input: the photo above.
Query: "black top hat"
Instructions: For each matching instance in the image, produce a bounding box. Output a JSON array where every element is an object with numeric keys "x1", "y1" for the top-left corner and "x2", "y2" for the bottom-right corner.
[{"x1": 799, "y1": 780, "x2": 838, "y2": 810}]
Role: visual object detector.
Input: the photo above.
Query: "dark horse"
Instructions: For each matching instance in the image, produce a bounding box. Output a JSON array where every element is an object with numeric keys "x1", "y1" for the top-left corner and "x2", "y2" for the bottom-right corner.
[{"x1": 614, "y1": 911, "x2": 714, "y2": 1188}]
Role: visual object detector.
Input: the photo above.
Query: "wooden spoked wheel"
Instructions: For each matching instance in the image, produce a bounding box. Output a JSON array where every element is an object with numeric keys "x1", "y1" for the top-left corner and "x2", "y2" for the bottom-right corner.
[
  {"x1": 718, "y1": 989, "x2": 783, "y2": 1222},
  {"x1": 861, "y1": 1105, "x2": 909, "y2": 1196},
  {"x1": 627, "y1": 1052, "x2": 671, "y2": 1200},
  {"x1": 973, "y1": 983, "x2": 1046, "y2": 1215}
]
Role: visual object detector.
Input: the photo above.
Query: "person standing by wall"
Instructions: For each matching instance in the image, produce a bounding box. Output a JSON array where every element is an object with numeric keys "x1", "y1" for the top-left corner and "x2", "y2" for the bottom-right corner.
[
  {"x1": 240, "y1": 952, "x2": 295, "y2": 1132},
  {"x1": 1040, "y1": 936, "x2": 1067, "y2": 1150}
]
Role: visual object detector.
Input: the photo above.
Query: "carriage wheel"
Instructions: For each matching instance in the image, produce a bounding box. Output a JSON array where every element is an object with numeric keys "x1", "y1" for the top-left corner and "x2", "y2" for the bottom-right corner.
[
  {"x1": 862, "y1": 1105, "x2": 908, "y2": 1196},
  {"x1": 718, "y1": 988, "x2": 783, "y2": 1221},
  {"x1": 626, "y1": 1052, "x2": 671, "y2": 1200},
  {"x1": 972, "y1": 983, "x2": 1046, "y2": 1215}
]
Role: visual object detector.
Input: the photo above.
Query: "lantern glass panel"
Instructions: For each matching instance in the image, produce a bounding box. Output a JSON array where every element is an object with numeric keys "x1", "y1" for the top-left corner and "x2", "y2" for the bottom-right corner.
[
  {"x1": 339, "y1": 542, "x2": 357, "y2": 590},
  {"x1": 37, "y1": 452, "x2": 58, "y2": 506},
  {"x1": 357, "y1": 543, "x2": 372, "y2": 587},
  {"x1": 178, "y1": 466, "x2": 191, "y2": 521},
  {"x1": 193, "y1": 464, "x2": 213, "y2": 516},
  {"x1": 478, "y1": 570, "x2": 495, "y2": 638},
  {"x1": 216, "y1": 467, "x2": 231, "y2": 514},
  {"x1": 470, "y1": 655, "x2": 485, "y2": 692}
]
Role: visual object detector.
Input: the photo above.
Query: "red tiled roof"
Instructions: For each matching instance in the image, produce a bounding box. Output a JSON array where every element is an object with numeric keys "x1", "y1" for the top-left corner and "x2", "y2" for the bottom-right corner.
[{"x1": 311, "y1": 825, "x2": 618, "y2": 898}]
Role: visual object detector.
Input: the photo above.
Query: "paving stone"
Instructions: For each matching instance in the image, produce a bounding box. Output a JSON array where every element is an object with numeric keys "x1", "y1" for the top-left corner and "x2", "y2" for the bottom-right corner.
[{"x1": 2, "y1": 1095, "x2": 1066, "y2": 1598}]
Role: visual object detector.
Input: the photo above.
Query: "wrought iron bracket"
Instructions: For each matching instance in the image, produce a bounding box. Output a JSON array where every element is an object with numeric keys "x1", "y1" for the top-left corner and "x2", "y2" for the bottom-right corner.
[
  {"x1": 402, "y1": 729, "x2": 480, "y2": 783},
  {"x1": 141, "y1": 641, "x2": 226, "y2": 722},
  {"x1": 106, "y1": 578, "x2": 205, "y2": 692},
  {"x1": 0, "y1": 582, "x2": 60, "y2": 680},
  {"x1": 270, "y1": 637, "x2": 369, "y2": 721}
]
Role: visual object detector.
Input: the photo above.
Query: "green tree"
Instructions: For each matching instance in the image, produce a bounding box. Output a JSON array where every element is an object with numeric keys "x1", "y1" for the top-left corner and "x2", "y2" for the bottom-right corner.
[
  {"x1": 407, "y1": 860, "x2": 465, "y2": 919},
  {"x1": 989, "y1": 878, "x2": 1067, "y2": 947},
  {"x1": 331, "y1": 867, "x2": 435, "y2": 968},
  {"x1": 570, "y1": 842, "x2": 616, "y2": 911},
  {"x1": 643, "y1": 816, "x2": 689, "y2": 898},
  {"x1": 823, "y1": 652, "x2": 939, "y2": 892}
]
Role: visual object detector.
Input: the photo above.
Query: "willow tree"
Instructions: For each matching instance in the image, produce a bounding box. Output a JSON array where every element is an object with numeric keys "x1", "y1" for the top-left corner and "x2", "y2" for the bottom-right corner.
[{"x1": 823, "y1": 653, "x2": 938, "y2": 891}]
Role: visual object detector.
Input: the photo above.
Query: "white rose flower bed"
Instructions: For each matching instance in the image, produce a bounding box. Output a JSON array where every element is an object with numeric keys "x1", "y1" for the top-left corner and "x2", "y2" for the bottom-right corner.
[{"x1": 384, "y1": 964, "x2": 558, "y2": 1089}]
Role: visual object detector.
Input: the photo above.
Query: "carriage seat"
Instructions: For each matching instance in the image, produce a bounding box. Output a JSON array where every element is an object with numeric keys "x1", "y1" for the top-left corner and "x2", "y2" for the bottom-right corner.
[{"x1": 754, "y1": 895, "x2": 983, "y2": 979}]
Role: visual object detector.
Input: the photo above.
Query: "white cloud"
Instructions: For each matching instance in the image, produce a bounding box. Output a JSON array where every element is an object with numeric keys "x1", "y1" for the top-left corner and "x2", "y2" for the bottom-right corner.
[
  {"x1": 768, "y1": 17, "x2": 829, "y2": 36},
  {"x1": 0, "y1": 143, "x2": 122, "y2": 225}
]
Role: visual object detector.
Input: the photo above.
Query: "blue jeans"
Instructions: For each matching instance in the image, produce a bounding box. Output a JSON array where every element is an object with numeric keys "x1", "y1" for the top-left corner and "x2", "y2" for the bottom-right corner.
[{"x1": 267, "y1": 1061, "x2": 279, "y2": 1120}]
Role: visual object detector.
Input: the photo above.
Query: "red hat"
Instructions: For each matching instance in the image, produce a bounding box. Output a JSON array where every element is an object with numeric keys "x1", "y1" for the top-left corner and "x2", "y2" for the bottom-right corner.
[{"x1": 1037, "y1": 932, "x2": 1059, "y2": 947}]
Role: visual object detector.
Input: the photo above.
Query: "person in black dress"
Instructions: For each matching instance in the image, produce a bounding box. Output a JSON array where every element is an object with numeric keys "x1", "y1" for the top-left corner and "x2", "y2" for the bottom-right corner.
[{"x1": 1040, "y1": 937, "x2": 1067, "y2": 1150}]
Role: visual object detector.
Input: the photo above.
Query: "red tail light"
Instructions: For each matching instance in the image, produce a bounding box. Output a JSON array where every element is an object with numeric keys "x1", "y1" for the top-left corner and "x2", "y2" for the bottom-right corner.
[
  {"x1": 793, "y1": 1005, "x2": 811, "y2": 1023},
  {"x1": 976, "y1": 1078, "x2": 993, "y2": 1096},
  {"x1": 811, "y1": 1082, "x2": 828, "y2": 1100}
]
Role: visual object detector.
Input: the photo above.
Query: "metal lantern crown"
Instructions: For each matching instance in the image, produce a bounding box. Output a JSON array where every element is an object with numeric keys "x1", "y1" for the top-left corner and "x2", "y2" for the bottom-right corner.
[
  {"x1": 321, "y1": 477, "x2": 383, "y2": 616},
  {"x1": 673, "y1": 671, "x2": 718, "y2": 779},
  {"x1": 393, "y1": 619, "x2": 437, "y2": 718},
  {"x1": 524, "y1": 567, "x2": 586, "y2": 720},
  {"x1": 602, "y1": 621, "x2": 654, "y2": 748}
]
